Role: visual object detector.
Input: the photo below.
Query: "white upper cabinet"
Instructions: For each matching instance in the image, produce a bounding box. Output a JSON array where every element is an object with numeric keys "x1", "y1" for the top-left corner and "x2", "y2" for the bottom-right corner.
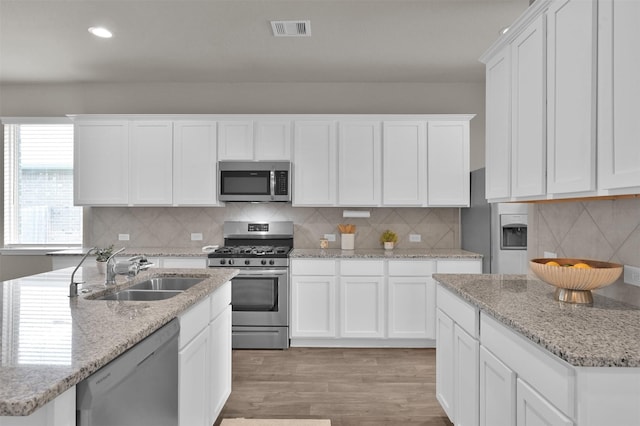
[
  {"x1": 254, "y1": 120, "x2": 292, "y2": 160},
  {"x1": 293, "y1": 120, "x2": 337, "y2": 206},
  {"x1": 217, "y1": 119, "x2": 291, "y2": 161},
  {"x1": 337, "y1": 121, "x2": 382, "y2": 206},
  {"x1": 597, "y1": 0, "x2": 640, "y2": 191},
  {"x1": 74, "y1": 120, "x2": 130, "y2": 206},
  {"x1": 173, "y1": 121, "x2": 219, "y2": 206},
  {"x1": 427, "y1": 121, "x2": 470, "y2": 207},
  {"x1": 217, "y1": 120, "x2": 254, "y2": 160},
  {"x1": 546, "y1": 0, "x2": 597, "y2": 195},
  {"x1": 485, "y1": 46, "x2": 512, "y2": 201},
  {"x1": 129, "y1": 121, "x2": 174, "y2": 205},
  {"x1": 511, "y1": 14, "x2": 547, "y2": 199},
  {"x1": 382, "y1": 121, "x2": 427, "y2": 206}
]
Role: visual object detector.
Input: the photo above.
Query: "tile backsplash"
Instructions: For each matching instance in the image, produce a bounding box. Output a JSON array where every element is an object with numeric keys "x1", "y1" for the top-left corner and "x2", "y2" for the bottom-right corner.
[
  {"x1": 528, "y1": 197, "x2": 640, "y2": 306},
  {"x1": 88, "y1": 204, "x2": 460, "y2": 250}
]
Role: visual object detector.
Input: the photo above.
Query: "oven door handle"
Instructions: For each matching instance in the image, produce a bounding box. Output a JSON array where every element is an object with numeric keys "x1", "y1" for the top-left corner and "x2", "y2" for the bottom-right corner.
[{"x1": 234, "y1": 270, "x2": 288, "y2": 277}]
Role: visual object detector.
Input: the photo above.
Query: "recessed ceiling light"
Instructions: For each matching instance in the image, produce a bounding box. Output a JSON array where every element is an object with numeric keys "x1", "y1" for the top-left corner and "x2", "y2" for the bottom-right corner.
[{"x1": 88, "y1": 27, "x2": 113, "y2": 38}]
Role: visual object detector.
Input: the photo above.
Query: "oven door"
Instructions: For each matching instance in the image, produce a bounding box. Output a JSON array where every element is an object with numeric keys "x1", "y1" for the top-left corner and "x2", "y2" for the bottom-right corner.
[{"x1": 231, "y1": 268, "x2": 288, "y2": 327}]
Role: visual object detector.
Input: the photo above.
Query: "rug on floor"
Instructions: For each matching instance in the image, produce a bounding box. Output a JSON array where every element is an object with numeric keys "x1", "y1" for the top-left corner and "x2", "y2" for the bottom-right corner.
[{"x1": 220, "y1": 419, "x2": 331, "y2": 426}]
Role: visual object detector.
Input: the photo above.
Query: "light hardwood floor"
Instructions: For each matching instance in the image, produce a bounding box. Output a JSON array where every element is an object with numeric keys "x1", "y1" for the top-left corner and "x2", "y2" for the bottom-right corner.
[{"x1": 215, "y1": 347, "x2": 453, "y2": 426}]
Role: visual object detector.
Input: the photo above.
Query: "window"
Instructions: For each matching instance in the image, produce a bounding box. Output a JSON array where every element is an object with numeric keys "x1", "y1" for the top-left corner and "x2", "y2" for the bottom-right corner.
[{"x1": 3, "y1": 119, "x2": 82, "y2": 246}]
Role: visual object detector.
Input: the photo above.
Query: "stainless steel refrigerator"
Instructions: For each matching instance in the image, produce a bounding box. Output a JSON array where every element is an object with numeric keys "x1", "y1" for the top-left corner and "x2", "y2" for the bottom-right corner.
[{"x1": 461, "y1": 168, "x2": 528, "y2": 274}]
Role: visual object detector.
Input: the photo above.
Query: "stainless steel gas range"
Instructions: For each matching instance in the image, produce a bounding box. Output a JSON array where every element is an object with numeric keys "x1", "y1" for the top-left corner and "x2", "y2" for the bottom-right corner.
[{"x1": 206, "y1": 221, "x2": 293, "y2": 349}]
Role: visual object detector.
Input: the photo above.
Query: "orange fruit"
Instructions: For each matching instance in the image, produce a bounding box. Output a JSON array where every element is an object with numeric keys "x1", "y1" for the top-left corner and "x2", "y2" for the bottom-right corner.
[
  {"x1": 573, "y1": 263, "x2": 591, "y2": 269},
  {"x1": 545, "y1": 261, "x2": 560, "y2": 267}
]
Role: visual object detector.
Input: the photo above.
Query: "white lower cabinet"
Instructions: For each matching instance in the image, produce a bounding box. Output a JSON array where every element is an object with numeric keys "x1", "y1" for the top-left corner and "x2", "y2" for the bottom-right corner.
[
  {"x1": 178, "y1": 282, "x2": 232, "y2": 426},
  {"x1": 291, "y1": 258, "x2": 480, "y2": 347},
  {"x1": 339, "y1": 260, "x2": 385, "y2": 338},
  {"x1": 436, "y1": 285, "x2": 480, "y2": 426},
  {"x1": 517, "y1": 379, "x2": 573, "y2": 426},
  {"x1": 0, "y1": 387, "x2": 76, "y2": 426},
  {"x1": 479, "y1": 346, "x2": 516, "y2": 426}
]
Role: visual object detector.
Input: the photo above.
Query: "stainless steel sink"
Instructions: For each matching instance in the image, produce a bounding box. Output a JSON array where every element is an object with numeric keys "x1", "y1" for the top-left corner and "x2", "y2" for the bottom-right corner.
[
  {"x1": 128, "y1": 277, "x2": 205, "y2": 291},
  {"x1": 97, "y1": 289, "x2": 183, "y2": 301}
]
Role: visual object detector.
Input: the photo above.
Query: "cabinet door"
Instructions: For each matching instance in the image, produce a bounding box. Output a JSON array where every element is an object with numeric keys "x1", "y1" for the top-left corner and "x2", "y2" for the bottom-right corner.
[
  {"x1": 480, "y1": 347, "x2": 516, "y2": 426},
  {"x1": 511, "y1": 14, "x2": 546, "y2": 199},
  {"x1": 209, "y1": 305, "x2": 231, "y2": 424},
  {"x1": 217, "y1": 120, "x2": 254, "y2": 160},
  {"x1": 340, "y1": 276, "x2": 385, "y2": 338},
  {"x1": 382, "y1": 121, "x2": 427, "y2": 206},
  {"x1": 516, "y1": 378, "x2": 573, "y2": 426},
  {"x1": 485, "y1": 46, "x2": 512, "y2": 200},
  {"x1": 388, "y1": 276, "x2": 435, "y2": 339},
  {"x1": 454, "y1": 324, "x2": 480, "y2": 426},
  {"x1": 598, "y1": 0, "x2": 640, "y2": 190},
  {"x1": 74, "y1": 120, "x2": 129, "y2": 205},
  {"x1": 178, "y1": 328, "x2": 210, "y2": 426},
  {"x1": 337, "y1": 121, "x2": 382, "y2": 206},
  {"x1": 290, "y1": 276, "x2": 337, "y2": 337},
  {"x1": 254, "y1": 120, "x2": 291, "y2": 160},
  {"x1": 129, "y1": 121, "x2": 174, "y2": 205},
  {"x1": 173, "y1": 121, "x2": 219, "y2": 206},
  {"x1": 546, "y1": 0, "x2": 597, "y2": 195},
  {"x1": 427, "y1": 121, "x2": 470, "y2": 206},
  {"x1": 436, "y1": 309, "x2": 455, "y2": 423},
  {"x1": 293, "y1": 121, "x2": 337, "y2": 206}
]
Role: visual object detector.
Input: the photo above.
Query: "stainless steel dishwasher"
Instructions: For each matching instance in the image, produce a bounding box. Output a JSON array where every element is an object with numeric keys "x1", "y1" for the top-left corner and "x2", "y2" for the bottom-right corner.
[{"x1": 77, "y1": 319, "x2": 179, "y2": 426}]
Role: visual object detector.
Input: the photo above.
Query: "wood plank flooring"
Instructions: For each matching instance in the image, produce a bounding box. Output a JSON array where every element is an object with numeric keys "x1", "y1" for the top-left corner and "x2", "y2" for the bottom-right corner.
[{"x1": 215, "y1": 347, "x2": 453, "y2": 426}]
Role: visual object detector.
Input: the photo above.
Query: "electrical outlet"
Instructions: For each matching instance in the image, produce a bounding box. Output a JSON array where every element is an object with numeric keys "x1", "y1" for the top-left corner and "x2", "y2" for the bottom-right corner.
[
  {"x1": 191, "y1": 233, "x2": 203, "y2": 241},
  {"x1": 118, "y1": 234, "x2": 130, "y2": 241},
  {"x1": 409, "y1": 234, "x2": 421, "y2": 242},
  {"x1": 324, "y1": 234, "x2": 336, "y2": 242},
  {"x1": 543, "y1": 251, "x2": 557, "y2": 258},
  {"x1": 624, "y1": 265, "x2": 640, "y2": 287}
]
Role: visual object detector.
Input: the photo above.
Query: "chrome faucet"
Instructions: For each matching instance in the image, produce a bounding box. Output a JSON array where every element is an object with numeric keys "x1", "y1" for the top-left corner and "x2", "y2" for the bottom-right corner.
[
  {"x1": 105, "y1": 247, "x2": 126, "y2": 285},
  {"x1": 69, "y1": 247, "x2": 97, "y2": 298}
]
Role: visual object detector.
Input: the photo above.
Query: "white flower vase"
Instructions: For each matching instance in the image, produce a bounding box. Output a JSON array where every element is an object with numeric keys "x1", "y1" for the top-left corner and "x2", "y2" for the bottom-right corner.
[
  {"x1": 341, "y1": 233, "x2": 355, "y2": 250},
  {"x1": 384, "y1": 242, "x2": 395, "y2": 250},
  {"x1": 96, "y1": 260, "x2": 107, "y2": 274}
]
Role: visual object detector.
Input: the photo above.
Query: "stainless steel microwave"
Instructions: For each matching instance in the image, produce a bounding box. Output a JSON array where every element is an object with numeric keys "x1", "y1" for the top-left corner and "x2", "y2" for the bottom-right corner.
[{"x1": 218, "y1": 161, "x2": 291, "y2": 202}]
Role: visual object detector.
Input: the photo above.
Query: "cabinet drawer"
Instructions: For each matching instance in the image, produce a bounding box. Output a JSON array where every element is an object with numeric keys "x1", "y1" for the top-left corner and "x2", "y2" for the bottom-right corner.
[
  {"x1": 436, "y1": 285, "x2": 478, "y2": 338},
  {"x1": 481, "y1": 312, "x2": 575, "y2": 418},
  {"x1": 437, "y1": 259, "x2": 482, "y2": 273},
  {"x1": 210, "y1": 281, "x2": 231, "y2": 320},
  {"x1": 340, "y1": 260, "x2": 384, "y2": 276},
  {"x1": 388, "y1": 260, "x2": 436, "y2": 276},
  {"x1": 179, "y1": 295, "x2": 211, "y2": 349},
  {"x1": 291, "y1": 259, "x2": 336, "y2": 276}
]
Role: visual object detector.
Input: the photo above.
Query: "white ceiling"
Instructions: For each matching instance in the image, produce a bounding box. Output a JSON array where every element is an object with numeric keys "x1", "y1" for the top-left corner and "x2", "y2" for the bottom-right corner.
[{"x1": 0, "y1": 0, "x2": 530, "y2": 85}]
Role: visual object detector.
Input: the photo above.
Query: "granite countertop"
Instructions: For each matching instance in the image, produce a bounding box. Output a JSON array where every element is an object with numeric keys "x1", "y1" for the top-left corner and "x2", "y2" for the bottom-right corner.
[
  {"x1": 290, "y1": 248, "x2": 482, "y2": 259},
  {"x1": 0, "y1": 266, "x2": 238, "y2": 416},
  {"x1": 433, "y1": 273, "x2": 640, "y2": 368},
  {"x1": 47, "y1": 247, "x2": 209, "y2": 257}
]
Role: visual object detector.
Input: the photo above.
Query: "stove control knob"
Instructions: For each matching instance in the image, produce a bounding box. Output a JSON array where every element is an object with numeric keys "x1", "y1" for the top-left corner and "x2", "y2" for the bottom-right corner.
[
  {"x1": 228, "y1": 259, "x2": 234, "y2": 266},
  {"x1": 261, "y1": 260, "x2": 267, "y2": 266},
  {"x1": 269, "y1": 260, "x2": 275, "y2": 266},
  {"x1": 245, "y1": 260, "x2": 251, "y2": 266},
  {"x1": 219, "y1": 259, "x2": 226, "y2": 265}
]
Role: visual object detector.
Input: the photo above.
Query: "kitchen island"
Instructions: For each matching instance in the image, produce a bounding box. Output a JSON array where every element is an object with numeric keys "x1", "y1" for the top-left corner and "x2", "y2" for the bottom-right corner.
[
  {"x1": 433, "y1": 273, "x2": 640, "y2": 426},
  {"x1": 0, "y1": 265, "x2": 238, "y2": 422}
]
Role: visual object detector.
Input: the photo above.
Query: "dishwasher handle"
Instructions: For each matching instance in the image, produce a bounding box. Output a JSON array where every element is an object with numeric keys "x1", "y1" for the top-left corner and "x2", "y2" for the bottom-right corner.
[{"x1": 77, "y1": 319, "x2": 179, "y2": 408}]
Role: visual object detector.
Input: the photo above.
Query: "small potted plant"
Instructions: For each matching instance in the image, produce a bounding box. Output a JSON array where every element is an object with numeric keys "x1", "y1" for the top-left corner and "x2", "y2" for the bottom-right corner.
[
  {"x1": 380, "y1": 230, "x2": 398, "y2": 250},
  {"x1": 95, "y1": 245, "x2": 114, "y2": 274}
]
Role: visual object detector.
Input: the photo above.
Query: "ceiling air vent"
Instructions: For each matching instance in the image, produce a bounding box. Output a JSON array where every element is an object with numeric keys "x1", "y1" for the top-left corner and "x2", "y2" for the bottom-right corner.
[{"x1": 270, "y1": 20, "x2": 311, "y2": 37}]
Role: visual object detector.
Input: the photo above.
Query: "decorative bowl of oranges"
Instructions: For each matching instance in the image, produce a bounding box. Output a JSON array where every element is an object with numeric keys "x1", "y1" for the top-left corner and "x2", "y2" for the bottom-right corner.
[{"x1": 529, "y1": 258, "x2": 623, "y2": 304}]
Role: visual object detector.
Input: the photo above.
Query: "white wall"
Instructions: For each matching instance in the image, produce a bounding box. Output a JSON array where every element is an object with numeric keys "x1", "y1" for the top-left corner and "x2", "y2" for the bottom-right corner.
[{"x1": 0, "y1": 81, "x2": 487, "y2": 170}]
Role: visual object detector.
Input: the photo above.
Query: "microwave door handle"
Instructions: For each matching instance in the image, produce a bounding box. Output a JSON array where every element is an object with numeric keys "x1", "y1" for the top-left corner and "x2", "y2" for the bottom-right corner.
[{"x1": 270, "y1": 170, "x2": 276, "y2": 197}]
